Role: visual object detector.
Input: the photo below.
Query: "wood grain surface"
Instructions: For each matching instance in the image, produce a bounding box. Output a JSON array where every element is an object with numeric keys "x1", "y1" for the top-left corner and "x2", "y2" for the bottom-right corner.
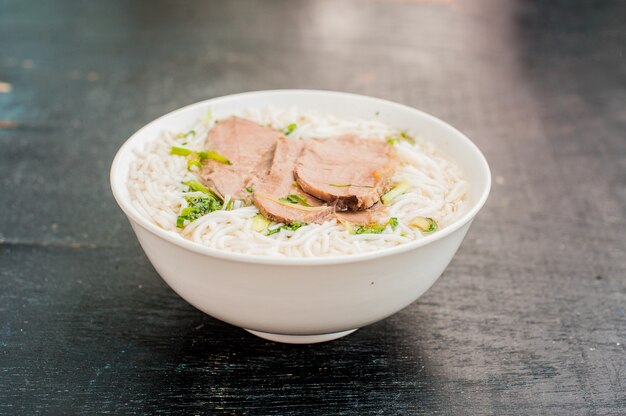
[{"x1": 1, "y1": 0, "x2": 624, "y2": 414}]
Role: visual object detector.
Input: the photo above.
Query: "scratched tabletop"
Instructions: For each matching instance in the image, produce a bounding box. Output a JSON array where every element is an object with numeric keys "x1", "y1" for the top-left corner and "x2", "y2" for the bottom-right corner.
[{"x1": 1, "y1": 0, "x2": 624, "y2": 414}]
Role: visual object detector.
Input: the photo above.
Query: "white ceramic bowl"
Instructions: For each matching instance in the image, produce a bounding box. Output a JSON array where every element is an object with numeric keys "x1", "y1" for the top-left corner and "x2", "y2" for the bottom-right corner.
[{"x1": 110, "y1": 90, "x2": 491, "y2": 344}]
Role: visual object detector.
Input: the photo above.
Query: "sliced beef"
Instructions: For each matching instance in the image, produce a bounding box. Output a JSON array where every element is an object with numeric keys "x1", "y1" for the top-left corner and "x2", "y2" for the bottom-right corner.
[
  {"x1": 253, "y1": 137, "x2": 334, "y2": 224},
  {"x1": 294, "y1": 135, "x2": 396, "y2": 211},
  {"x1": 200, "y1": 116, "x2": 280, "y2": 201}
]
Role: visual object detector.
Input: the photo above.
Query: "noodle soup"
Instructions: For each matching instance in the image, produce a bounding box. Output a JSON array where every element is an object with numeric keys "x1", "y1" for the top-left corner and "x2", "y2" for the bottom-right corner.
[{"x1": 127, "y1": 107, "x2": 467, "y2": 258}]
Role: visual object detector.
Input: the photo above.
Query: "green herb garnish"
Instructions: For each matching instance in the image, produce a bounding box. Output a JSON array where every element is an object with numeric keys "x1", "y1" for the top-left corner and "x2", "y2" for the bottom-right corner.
[
  {"x1": 352, "y1": 223, "x2": 387, "y2": 234},
  {"x1": 347, "y1": 217, "x2": 398, "y2": 235},
  {"x1": 381, "y1": 179, "x2": 410, "y2": 205},
  {"x1": 386, "y1": 130, "x2": 415, "y2": 146},
  {"x1": 256, "y1": 193, "x2": 328, "y2": 212},
  {"x1": 252, "y1": 214, "x2": 271, "y2": 232},
  {"x1": 176, "y1": 194, "x2": 223, "y2": 228},
  {"x1": 266, "y1": 221, "x2": 307, "y2": 236},
  {"x1": 170, "y1": 146, "x2": 193, "y2": 156},
  {"x1": 171, "y1": 145, "x2": 231, "y2": 169},
  {"x1": 283, "y1": 123, "x2": 297, "y2": 136},
  {"x1": 182, "y1": 180, "x2": 221, "y2": 200},
  {"x1": 176, "y1": 130, "x2": 196, "y2": 139},
  {"x1": 278, "y1": 194, "x2": 311, "y2": 207},
  {"x1": 411, "y1": 216, "x2": 438, "y2": 234},
  {"x1": 246, "y1": 186, "x2": 254, "y2": 193},
  {"x1": 187, "y1": 159, "x2": 202, "y2": 170},
  {"x1": 399, "y1": 131, "x2": 415, "y2": 144},
  {"x1": 197, "y1": 150, "x2": 231, "y2": 165}
]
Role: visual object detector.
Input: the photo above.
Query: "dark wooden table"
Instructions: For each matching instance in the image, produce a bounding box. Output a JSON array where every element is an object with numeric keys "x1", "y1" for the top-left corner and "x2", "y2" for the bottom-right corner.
[{"x1": 1, "y1": 0, "x2": 624, "y2": 414}]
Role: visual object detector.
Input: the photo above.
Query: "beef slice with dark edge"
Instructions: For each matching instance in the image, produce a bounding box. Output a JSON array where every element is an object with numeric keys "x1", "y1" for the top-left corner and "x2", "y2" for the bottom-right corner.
[
  {"x1": 253, "y1": 137, "x2": 334, "y2": 224},
  {"x1": 294, "y1": 135, "x2": 396, "y2": 211},
  {"x1": 200, "y1": 116, "x2": 280, "y2": 200}
]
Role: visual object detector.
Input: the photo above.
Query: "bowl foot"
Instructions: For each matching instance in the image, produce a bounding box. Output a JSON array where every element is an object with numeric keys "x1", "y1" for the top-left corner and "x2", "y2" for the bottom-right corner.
[{"x1": 244, "y1": 328, "x2": 358, "y2": 344}]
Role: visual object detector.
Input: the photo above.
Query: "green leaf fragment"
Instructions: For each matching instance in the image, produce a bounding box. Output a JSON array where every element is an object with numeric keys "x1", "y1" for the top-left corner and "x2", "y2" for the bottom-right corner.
[
  {"x1": 283, "y1": 221, "x2": 306, "y2": 231},
  {"x1": 266, "y1": 221, "x2": 307, "y2": 236},
  {"x1": 171, "y1": 145, "x2": 231, "y2": 167},
  {"x1": 399, "y1": 130, "x2": 415, "y2": 144},
  {"x1": 411, "y1": 216, "x2": 438, "y2": 234},
  {"x1": 252, "y1": 215, "x2": 271, "y2": 232},
  {"x1": 265, "y1": 227, "x2": 281, "y2": 236},
  {"x1": 182, "y1": 180, "x2": 221, "y2": 200},
  {"x1": 278, "y1": 194, "x2": 311, "y2": 207},
  {"x1": 283, "y1": 123, "x2": 297, "y2": 135},
  {"x1": 347, "y1": 217, "x2": 399, "y2": 235},
  {"x1": 170, "y1": 146, "x2": 193, "y2": 156},
  {"x1": 386, "y1": 130, "x2": 415, "y2": 146},
  {"x1": 176, "y1": 194, "x2": 223, "y2": 228},
  {"x1": 187, "y1": 159, "x2": 202, "y2": 171},
  {"x1": 352, "y1": 223, "x2": 387, "y2": 235},
  {"x1": 197, "y1": 150, "x2": 231, "y2": 165},
  {"x1": 381, "y1": 179, "x2": 410, "y2": 205},
  {"x1": 176, "y1": 130, "x2": 196, "y2": 139}
]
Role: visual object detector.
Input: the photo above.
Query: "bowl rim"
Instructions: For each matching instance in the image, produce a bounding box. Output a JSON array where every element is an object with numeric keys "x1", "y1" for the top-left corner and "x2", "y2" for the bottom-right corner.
[{"x1": 110, "y1": 89, "x2": 491, "y2": 266}]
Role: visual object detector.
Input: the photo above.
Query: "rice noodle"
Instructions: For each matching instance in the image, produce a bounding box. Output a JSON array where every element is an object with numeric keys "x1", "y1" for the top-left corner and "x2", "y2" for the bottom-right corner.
[{"x1": 127, "y1": 107, "x2": 467, "y2": 257}]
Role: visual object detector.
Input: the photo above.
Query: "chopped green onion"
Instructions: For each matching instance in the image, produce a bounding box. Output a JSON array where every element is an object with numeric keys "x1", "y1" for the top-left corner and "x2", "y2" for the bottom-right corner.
[
  {"x1": 283, "y1": 221, "x2": 306, "y2": 231},
  {"x1": 252, "y1": 215, "x2": 271, "y2": 232},
  {"x1": 176, "y1": 194, "x2": 223, "y2": 228},
  {"x1": 170, "y1": 146, "x2": 193, "y2": 156},
  {"x1": 182, "y1": 180, "x2": 222, "y2": 200},
  {"x1": 256, "y1": 193, "x2": 328, "y2": 212},
  {"x1": 411, "y1": 216, "x2": 438, "y2": 233},
  {"x1": 246, "y1": 186, "x2": 254, "y2": 193},
  {"x1": 180, "y1": 207, "x2": 194, "y2": 217},
  {"x1": 176, "y1": 130, "x2": 196, "y2": 139},
  {"x1": 187, "y1": 159, "x2": 202, "y2": 171},
  {"x1": 346, "y1": 217, "x2": 398, "y2": 235},
  {"x1": 352, "y1": 223, "x2": 387, "y2": 234},
  {"x1": 399, "y1": 130, "x2": 415, "y2": 144},
  {"x1": 381, "y1": 179, "x2": 410, "y2": 205},
  {"x1": 266, "y1": 221, "x2": 307, "y2": 236},
  {"x1": 176, "y1": 148, "x2": 231, "y2": 170},
  {"x1": 266, "y1": 227, "x2": 281, "y2": 236},
  {"x1": 386, "y1": 130, "x2": 415, "y2": 145},
  {"x1": 283, "y1": 123, "x2": 297, "y2": 135},
  {"x1": 278, "y1": 194, "x2": 311, "y2": 207},
  {"x1": 198, "y1": 150, "x2": 231, "y2": 165}
]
